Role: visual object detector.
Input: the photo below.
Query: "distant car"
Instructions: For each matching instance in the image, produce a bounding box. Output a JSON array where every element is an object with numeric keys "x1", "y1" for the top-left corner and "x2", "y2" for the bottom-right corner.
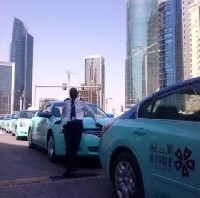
[
  {"x1": 10, "y1": 114, "x2": 19, "y2": 136},
  {"x1": 0, "y1": 116, "x2": 4, "y2": 129},
  {"x1": 14, "y1": 110, "x2": 37, "y2": 140},
  {"x1": 28, "y1": 100, "x2": 114, "y2": 162},
  {"x1": 99, "y1": 77, "x2": 200, "y2": 198},
  {"x1": 6, "y1": 113, "x2": 17, "y2": 134},
  {"x1": 3, "y1": 115, "x2": 11, "y2": 132}
]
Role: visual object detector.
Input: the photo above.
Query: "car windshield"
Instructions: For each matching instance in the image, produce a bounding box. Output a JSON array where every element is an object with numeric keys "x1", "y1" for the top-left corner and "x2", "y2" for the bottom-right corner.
[
  {"x1": 11, "y1": 114, "x2": 17, "y2": 119},
  {"x1": 53, "y1": 102, "x2": 107, "y2": 118},
  {"x1": 20, "y1": 111, "x2": 37, "y2": 119},
  {"x1": 87, "y1": 103, "x2": 107, "y2": 118}
]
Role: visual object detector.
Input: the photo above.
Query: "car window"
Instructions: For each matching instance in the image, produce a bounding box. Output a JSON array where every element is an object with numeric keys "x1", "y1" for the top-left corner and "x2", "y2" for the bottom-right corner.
[
  {"x1": 53, "y1": 103, "x2": 64, "y2": 117},
  {"x1": 38, "y1": 103, "x2": 51, "y2": 114},
  {"x1": 44, "y1": 105, "x2": 51, "y2": 114},
  {"x1": 121, "y1": 105, "x2": 138, "y2": 119},
  {"x1": 20, "y1": 111, "x2": 36, "y2": 119},
  {"x1": 139, "y1": 82, "x2": 200, "y2": 122},
  {"x1": 87, "y1": 103, "x2": 107, "y2": 118}
]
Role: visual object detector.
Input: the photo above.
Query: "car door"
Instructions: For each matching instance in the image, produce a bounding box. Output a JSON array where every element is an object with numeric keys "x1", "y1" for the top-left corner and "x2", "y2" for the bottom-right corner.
[
  {"x1": 137, "y1": 82, "x2": 200, "y2": 197},
  {"x1": 36, "y1": 104, "x2": 52, "y2": 147}
]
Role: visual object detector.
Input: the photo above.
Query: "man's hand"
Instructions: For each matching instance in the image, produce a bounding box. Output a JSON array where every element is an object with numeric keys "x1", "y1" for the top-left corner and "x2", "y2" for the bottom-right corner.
[
  {"x1": 54, "y1": 120, "x2": 62, "y2": 125},
  {"x1": 96, "y1": 123, "x2": 103, "y2": 130}
]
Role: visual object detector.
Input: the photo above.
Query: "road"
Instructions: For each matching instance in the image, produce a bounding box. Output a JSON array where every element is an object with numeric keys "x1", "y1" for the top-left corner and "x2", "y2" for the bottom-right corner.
[{"x1": 0, "y1": 131, "x2": 116, "y2": 198}]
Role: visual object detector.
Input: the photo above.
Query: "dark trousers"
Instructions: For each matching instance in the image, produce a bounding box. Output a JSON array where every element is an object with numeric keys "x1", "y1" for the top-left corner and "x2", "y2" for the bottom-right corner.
[{"x1": 63, "y1": 120, "x2": 83, "y2": 172}]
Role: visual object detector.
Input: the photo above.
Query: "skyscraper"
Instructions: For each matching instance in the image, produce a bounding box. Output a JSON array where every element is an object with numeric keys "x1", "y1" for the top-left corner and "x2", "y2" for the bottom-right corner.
[
  {"x1": 158, "y1": 0, "x2": 183, "y2": 89},
  {"x1": 182, "y1": 0, "x2": 194, "y2": 80},
  {"x1": 0, "y1": 61, "x2": 15, "y2": 115},
  {"x1": 125, "y1": 0, "x2": 159, "y2": 109},
  {"x1": 84, "y1": 55, "x2": 105, "y2": 110},
  {"x1": 10, "y1": 18, "x2": 34, "y2": 111},
  {"x1": 188, "y1": 0, "x2": 200, "y2": 78},
  {"x1": 125, "y1": 0, "x2": 184, "y2": 109}
]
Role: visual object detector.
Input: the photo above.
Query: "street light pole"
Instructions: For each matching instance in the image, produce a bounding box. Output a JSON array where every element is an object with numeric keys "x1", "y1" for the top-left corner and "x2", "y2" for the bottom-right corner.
[
  {"x1": 34, "y1": 84, "x2": 37, "y2": 107},
  {"x1": 144, "y1": 50, "x2": 148, "y2": 97},
  {"x1": 105, "y1": 98, "x2": 112, "y2": 113}
]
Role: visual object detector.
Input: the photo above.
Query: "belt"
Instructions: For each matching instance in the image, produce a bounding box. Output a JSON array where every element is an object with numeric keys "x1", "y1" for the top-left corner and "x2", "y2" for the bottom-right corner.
[{"x1": 69, "y1": 119, "x2": 82, "y2": 123}]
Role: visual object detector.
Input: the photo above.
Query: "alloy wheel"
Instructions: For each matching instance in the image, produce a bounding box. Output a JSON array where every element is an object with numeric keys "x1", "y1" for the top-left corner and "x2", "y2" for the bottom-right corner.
[{"x1": 114, "y1": 160, "x2": 136, "y2": 198}]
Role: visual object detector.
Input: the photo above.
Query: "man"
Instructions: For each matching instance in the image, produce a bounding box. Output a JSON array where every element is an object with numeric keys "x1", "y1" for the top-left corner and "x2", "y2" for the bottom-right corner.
[{"x1": 62, "y1": 87, "x2": 103, "y2": 178}]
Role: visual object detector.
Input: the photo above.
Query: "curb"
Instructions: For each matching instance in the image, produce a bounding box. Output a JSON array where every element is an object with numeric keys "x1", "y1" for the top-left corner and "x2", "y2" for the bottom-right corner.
[{"x1": 0, "y1": 176, "x2": 50, "y2": 187}]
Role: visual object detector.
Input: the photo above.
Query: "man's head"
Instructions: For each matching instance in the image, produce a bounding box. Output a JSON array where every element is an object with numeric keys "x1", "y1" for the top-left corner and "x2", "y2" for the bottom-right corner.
[{"x1": 69, "y1": 87, "x2": 78, "y2": 100}]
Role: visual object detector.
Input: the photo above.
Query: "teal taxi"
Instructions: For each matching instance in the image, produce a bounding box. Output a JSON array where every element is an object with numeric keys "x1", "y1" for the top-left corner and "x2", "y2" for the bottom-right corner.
[
  {"x1": 2, "y1": 115, "x2": 11, "y2": 132},
  {"x1": 14, "y1": 110, "x2": 37, "y2": 140},
  {"x1": 6, "y1": 113, "x2": 18, "y2": 134},
  {"x1": 0, "y1": 116, "x2": 3, "y2": 129},
  {"x1": 99, "y1": 77, "x2": 200, "y2": 198},
  {"x1": 28, "y1": 100, "x2": 114, "y2": 162}
]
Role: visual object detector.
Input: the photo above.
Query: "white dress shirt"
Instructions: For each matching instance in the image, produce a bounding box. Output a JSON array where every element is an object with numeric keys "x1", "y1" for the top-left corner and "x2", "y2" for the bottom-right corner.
[{"x1": 63, "y1": 98, "x2": 97, "y2": 123}]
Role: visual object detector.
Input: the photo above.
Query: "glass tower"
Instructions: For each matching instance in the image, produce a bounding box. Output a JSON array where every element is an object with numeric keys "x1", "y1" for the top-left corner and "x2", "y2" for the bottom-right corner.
[
  {"x1": 10, "y1": 18, "x2": 34, "y2": 111},
  {"x1": 0, "y1": 62, "x2": 14, "y2": 115},
  {"x1": 125, "y1": 0, "x2": 159, "y2": 109},
  {"x1": 158, "y1": 0, "x2": 183, "y2": 89},
  {"x1": 125, "y1": 0, "x2": 183, "y2": 109}
]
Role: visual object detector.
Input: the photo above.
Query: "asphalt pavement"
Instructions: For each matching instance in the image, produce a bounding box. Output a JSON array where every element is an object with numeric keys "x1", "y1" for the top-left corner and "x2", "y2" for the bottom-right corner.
[{"x1": 0, "y1": 130, "x2": 116, "y2": 198}]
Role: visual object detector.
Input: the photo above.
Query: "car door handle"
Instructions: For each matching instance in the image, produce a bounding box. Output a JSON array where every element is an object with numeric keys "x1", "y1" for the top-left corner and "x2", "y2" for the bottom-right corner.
[{"x1": 132, "y1": 128, "x2": 146, "y2": 136}]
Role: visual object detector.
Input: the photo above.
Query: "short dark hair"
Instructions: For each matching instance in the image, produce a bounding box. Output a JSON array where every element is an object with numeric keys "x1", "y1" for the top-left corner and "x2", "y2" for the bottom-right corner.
[{"x1": 69, "y1": 87, "x2": 78, "y2": 94}]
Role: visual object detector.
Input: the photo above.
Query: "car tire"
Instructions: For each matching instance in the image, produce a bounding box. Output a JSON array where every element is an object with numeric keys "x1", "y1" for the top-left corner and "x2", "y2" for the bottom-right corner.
[
  {"x1": 11, "y1": 132, "x2": 15, "y2": 136},
  {"x1": 28, "y1": 129, "x2": 36, "y2": 149},
  {"x1": 112, "y1": 152, "x2": 144, "y2": 198},
  {"x1": 47, "y1": 134, "x2": 57, "y2": 163},
  {"x1": 15, "y1": 132, "x2": 19, "y2": 140},
  {"x1": 14, "y1": 126, "x2": 19, "y2": 139}
]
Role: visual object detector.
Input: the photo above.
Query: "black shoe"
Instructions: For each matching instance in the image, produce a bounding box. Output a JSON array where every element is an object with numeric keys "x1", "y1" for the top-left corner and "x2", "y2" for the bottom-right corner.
[{"x1": 62, "y1": 169, "x2": 76, "y2": 178}]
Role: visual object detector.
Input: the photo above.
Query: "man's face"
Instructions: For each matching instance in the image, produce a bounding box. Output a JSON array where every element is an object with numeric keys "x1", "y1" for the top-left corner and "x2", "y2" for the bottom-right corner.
[{"x1": 69, "y1": 88, "x2": 78, "y2": 99}]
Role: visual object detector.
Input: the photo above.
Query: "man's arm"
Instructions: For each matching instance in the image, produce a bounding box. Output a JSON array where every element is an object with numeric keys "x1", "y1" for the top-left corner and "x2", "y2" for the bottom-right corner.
[{"x1": 83, "y1": 103, "x2": 97, "y2": 123}]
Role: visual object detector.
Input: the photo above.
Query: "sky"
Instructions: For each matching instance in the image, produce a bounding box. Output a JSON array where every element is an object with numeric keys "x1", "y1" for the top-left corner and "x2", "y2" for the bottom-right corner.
[{"x1": 0, "y1": 0, "x2": 126, "y2": 113}]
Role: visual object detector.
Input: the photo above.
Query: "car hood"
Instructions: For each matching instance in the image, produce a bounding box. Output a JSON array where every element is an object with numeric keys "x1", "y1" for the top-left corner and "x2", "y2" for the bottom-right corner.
[
  {"x1": 17, "y1": 118, "x2": 31, "y2": 124},
  {"x1": 60, "y1": 117, "x2": 112, "y2": 129}
]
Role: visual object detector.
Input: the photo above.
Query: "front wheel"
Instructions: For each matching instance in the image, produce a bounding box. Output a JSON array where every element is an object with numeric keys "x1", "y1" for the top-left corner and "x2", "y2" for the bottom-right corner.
[
  {"x1": 112, "y1": 152, "x2": 144, "y2": 198},
  {"x1": 47, "y1": 134, "x2": 57, "y2": 163},
  {"x1": 28, "y1": 129, "x2": 36, "y2": 149}
]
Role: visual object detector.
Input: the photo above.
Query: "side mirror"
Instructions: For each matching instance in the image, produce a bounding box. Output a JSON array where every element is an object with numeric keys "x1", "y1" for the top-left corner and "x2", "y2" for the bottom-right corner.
[
  {"x1": 106, "y1": 114, "x2": 114, "y2": 118},
  {"x1": 38, "y1": 112, "x2": 51, "y2": 118}
]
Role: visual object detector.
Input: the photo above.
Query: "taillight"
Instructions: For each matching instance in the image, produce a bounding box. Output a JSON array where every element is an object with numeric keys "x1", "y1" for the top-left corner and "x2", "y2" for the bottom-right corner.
[{"x1": 101, "y1": 119, "x2": 115, "y2": 135}]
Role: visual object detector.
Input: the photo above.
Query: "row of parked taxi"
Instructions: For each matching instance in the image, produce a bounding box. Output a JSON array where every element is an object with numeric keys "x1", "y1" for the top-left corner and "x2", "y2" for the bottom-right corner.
[
  {"x1": 0, "y1": 110, "x2": 37, "y2": 139},
  {"x1": 1, "y1": 77, "x2": 200, "y2": 198}
]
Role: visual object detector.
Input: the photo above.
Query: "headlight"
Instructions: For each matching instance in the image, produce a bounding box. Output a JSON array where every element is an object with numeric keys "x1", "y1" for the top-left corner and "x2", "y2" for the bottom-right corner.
[{"x1": 20, "y1": 121, "x2": 26, "y2": 127}]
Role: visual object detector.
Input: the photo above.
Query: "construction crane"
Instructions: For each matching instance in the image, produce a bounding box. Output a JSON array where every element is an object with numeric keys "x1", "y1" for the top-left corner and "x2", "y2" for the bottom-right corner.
[{"x1": 66, "y1": 69, "x2": 77, "y2": 87}]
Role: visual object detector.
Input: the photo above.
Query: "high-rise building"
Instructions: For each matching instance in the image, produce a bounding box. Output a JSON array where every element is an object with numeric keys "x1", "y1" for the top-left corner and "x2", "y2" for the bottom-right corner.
[
  {"x1": 125, "y1": 0, "x2": 184, "y2": 109},
  {"x1": 125, "y1": 0, "x2": 159, "y2": 109},
  {"x1": 158, "y1": 0, "x2": 183, "y2": 89},
  {"x1": 0, "y1": 61, "x2": 15, "y2": 115},
  {"x1": 182, "y1": 0, "x2": 194, "y2": 80},
  {"x1": 10, "y1": 18, "x2": 34, "y2": 111},
  {"x1": 84, "y1": 55, "x2": 105, "y2": 110},
  {"x1": 188, "y1": 0, "x2": 200, "y2": 78}
]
